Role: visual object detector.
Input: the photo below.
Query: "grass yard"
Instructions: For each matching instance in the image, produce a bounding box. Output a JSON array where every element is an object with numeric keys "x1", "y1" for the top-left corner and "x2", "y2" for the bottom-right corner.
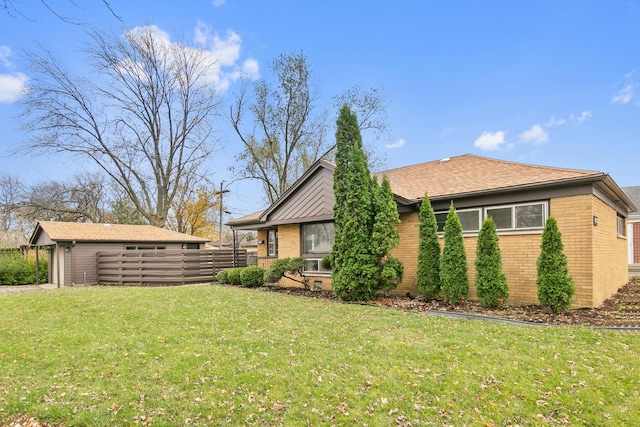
[{"x1": 1, "y1": 286, "x2": 638, "y2": 426}]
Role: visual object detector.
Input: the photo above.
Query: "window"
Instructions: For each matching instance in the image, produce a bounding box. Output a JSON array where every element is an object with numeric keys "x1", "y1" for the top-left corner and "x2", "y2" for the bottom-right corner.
[
  {"x1": 302, "y1": 222, "x2": 334, "y2": 274},
  {"x1": 267, "y1": 229, "x2": 278, "y2": 257},
  {"x1": 183, "y1": 243, "x2": 200, "y2": 250},
  {"x1": 617, "y1": 215, "x2": 626, "y2": 237},
  {"x1": 126, "y1": 245, "x2": 166, "y2": 250},
  {"x1": 486, "y1": 202, "x2": 547, "y2": 231},
  {"x1": 434, "y1": 209, "x2": 481, "y2": 233},
  {"x1": 302, "y1": 222, "x2": 335, "y2": 254}
]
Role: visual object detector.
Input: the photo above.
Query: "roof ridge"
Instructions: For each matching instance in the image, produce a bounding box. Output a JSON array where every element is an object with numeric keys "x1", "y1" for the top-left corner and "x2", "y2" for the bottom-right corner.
[{"x1": 375, "y1": 153, "x2": 603, "y2": 176}]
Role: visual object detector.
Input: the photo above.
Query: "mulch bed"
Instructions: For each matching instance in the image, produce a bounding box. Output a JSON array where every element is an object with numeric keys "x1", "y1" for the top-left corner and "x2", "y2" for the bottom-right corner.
[{"x1": 259, "y1": 281, "x2": 640, "y2": 328}]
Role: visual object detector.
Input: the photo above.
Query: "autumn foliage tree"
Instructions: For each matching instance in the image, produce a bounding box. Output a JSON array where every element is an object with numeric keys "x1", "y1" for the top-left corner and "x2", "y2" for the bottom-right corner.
[
  {"x1": 416, "y1": 193, "x2": 441, "y2": 299},
  {"x1": 475, "y1": 217, "x2": 509, "y2": 308},
  {"x1": 440, "y1": 203, "x2": 469, "y2": 305},
  {"x1": 536, "y1": 217, "x2": 575, "y2": 313}
]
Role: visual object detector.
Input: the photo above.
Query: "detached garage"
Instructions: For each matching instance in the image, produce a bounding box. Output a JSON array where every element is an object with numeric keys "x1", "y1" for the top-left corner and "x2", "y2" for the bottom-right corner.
[{"x1": 29, "y1": 221, "x2": 209, "y2": 287}]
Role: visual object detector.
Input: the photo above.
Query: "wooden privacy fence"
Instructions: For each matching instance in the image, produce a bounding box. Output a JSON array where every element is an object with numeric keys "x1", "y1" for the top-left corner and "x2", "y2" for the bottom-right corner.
[{"x1": 96, "y1": 249, "x2": 247, "y2": 285}]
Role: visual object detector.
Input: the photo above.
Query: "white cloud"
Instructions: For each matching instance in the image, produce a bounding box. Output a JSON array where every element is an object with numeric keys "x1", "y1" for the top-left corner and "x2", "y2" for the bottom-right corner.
[
  {"x1": 123, "y1": 24, "x2": 258, "y2": 94},
  {"x1": 212, "y1": 0, "x2": 226, "y2": 6},
  {"x1": 0, "y1": 72, "x2": 29, "y2": 103},
  {"x1": 385, "y1": 138, "x2": 406, "y2": 149},
  {"x1": 612, "y1": 72, "x2": 635, "y2": 104},
  {"x1": 545, "y1": 116, "x2": 567, "y2": 127},
  {"x1": 191, "y1": 21, "x2": 259, "y2": 91},
  {"x1": 612, "y1": 84, "x2": 634, "y2": 104},
  {"x1": 570, "y1": 111, "x2": 592, "y2": 124},
  {"x1": 473, "y1": 131, "x2": 507, "y2": 151},
  {"x1": 519, "y1": 124, "x2": 548, "y2": 145},
  {"x1": 0, "y1": 45, "x2": 13, "y2": 68}
]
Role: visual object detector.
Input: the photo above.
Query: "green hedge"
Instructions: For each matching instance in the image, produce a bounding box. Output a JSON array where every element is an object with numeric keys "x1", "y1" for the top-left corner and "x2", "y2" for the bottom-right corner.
[
  {"x1": 215, "y1": 269, "x2": 230, "y2": 284},
  {"x1": 0, "y1": 251, "x2": 48, "y2": 285},
  {"x1": 240, "y1": 267, "x2": 266, "y2": 288}
]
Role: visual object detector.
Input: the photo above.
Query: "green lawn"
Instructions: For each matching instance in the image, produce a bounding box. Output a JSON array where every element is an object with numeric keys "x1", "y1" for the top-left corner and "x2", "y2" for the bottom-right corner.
[{"x1": 1, "y1": 286, "x2": 638, "y2": 426}]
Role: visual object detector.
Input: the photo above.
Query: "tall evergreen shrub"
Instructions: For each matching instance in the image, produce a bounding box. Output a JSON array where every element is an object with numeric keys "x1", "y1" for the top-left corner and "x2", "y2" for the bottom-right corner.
[
  {"x1": 371, "y1": 176, "x2": 403, "y2": 292},
  {"x1": 536, "y1": 217, "x2": 575, "y2": 313},
  {"x1": 331, "y1": 106, "x2": 402, "y2": 301},
  {"x1": 475, "y1": 217, "x2": 509, "y2": 308},
  {"x1": 440, "y1": 203, "x2": 469, "y2": 304},
  {"x1": 416, "y1": 193, "x2": 441, "y2": 299}
]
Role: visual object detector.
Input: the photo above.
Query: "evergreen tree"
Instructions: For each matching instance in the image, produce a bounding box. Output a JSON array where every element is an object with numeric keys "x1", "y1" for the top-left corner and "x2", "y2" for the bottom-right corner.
[
  {"x1": 332, "y1": 106, "x2": 377, "y2": 300},
  {"x1": 475, "y1": 217, "x2": 509, "y2": 308},
  {"x1": 416, "y1": 192, "x2": 441, "y2": 299},
  {"x1": 440, "y1": 203, "x2": 469, "y2": 305},
  {"x1": 536, "y1": 217, "x2": 575, "y2": 313},
  {"x1": 331, "y1": 105, "x2": 402, "y2": 301},
  {"x1": 371, "y1": 176, "x2": 403, "y2": 293}
]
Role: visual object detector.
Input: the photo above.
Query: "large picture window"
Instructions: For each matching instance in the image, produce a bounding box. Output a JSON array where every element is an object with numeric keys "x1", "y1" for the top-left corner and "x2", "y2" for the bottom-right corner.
[{"x1": 302, "y1": 222, "x2": 334, "y2": 274}]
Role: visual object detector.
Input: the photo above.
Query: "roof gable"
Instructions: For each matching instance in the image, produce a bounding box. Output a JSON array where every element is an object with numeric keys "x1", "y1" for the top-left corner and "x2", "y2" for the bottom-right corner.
[{"x1": 29, "y1": 221, "x2": 209, "y2": 245}]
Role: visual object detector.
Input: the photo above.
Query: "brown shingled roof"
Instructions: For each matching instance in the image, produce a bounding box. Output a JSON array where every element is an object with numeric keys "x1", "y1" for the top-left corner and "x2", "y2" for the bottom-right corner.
[
  {"x1": 375, "y1": 154, "x2": 604, "y2": 201},
  {"x1": 31, "y1": 221, "x2": 209, "y2": 244}
]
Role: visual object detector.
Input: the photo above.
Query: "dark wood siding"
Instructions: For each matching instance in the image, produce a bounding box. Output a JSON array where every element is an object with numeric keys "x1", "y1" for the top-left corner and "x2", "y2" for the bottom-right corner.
[
  {"x1": 269, "y1": 167, "x2": 334, "y2": 222},
  {"x1": 70, "y1": 242, "x2": 197, "y2": 286}
]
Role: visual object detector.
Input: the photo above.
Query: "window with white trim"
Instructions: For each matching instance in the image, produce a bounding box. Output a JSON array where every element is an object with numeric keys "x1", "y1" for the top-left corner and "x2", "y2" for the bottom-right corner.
[
  {"x1": 301, "y1": 222, "x2": 334, "y2": 274},
  {"x1": 434, "y1": 208, "x2": 481, "y2": 233},
  {"x1": 617, "y1": 215, "x2": 626, "y2": 237},
  {"x1": 267, "y1": 229, "x2": 278, "y2": 257},
  {"x1": 486, "y1": 201, "x2": 547, "y2": 231}
]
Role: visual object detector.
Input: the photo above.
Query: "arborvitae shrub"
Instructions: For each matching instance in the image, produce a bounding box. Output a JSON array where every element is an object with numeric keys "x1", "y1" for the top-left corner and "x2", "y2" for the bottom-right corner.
[
  {"x1": 331, "y1": 106, "x2": 378, "y2": 301},
  {"x1": 536, "y1": 217, "x2": 575, "y2": 313},
  {"x1": 440, "y1": 203, "x2": 469, "y2": 305},
  {"x1": 475, "y1": 217, "x2": 509, "y2": 308},
  {"x1": 215, "y1": 269, "x2": 230, "y2": 284},
  {"x1": 240, "y1": 266, "x2": 266, "y2": 288},
  {"x1": 331, "y1": 106, "x2": 402, "y2": 301},
  {"x1": 416, "y1": 193, "x2": 441, "y2": 299},
  {"x1": 226, "y1": 268, "x2": 243, "y2": 286}
]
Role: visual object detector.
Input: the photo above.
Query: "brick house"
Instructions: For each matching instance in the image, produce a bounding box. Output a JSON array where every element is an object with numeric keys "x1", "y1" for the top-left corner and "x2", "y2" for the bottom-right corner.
[
  {"x1": 622, "y1": 186, "x2": 640, "y2": 271},
  {"x1": 229, "y1": 154, "x2": 635, "y2": 308}
]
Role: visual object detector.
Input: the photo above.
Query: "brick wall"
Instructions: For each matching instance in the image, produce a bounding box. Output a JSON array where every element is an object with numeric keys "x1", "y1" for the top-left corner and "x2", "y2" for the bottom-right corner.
[
  {"x1": 590, "y1": 196, "x2": 628, "y2": 307},
  {"x1": 255, "y1": 193, "x2": 627, "y2": 307},
  {"x1": 634, "y1": 222, "x2": 640, "y2": 264},
  {"x1": 549, "y1": 194, "x2": 594, "y2": 307}
]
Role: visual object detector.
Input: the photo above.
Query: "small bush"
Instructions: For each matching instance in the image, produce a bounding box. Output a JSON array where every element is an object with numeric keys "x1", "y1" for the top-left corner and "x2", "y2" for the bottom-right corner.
[
  {"x1": 215, "y1": 269, "x2": 230, "y2": 284},
  {"x1": 226, "y1": 268, "x2": 243, "y2": 286},
  {"x1": 240, "y1": 266, "x2": 266, "y2": 288}
]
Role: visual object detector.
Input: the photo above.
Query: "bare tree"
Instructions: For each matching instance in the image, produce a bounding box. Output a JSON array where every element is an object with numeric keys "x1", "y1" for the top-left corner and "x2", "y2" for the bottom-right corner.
[
  {"x1": 18, "y1": 26, "x2": 221, "y2": 227},
  {"x1": 2, "y1": 0, "x2": 121, "y2": 23},
  {"x1": 0, "y1": 173, "x2": 30, "y2": 245},
  {"x1": 21, "y1": 172, "x2": 112, "y2": 223},
  {"x1": 230, "y1": 52, "x2": 390, "y2": 205}
]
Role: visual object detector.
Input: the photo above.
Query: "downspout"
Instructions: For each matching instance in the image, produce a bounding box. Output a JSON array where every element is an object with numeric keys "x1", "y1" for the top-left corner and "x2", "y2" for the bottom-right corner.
[{"x1": 35, "y1": 245, "x2": 40, "y2": 285}]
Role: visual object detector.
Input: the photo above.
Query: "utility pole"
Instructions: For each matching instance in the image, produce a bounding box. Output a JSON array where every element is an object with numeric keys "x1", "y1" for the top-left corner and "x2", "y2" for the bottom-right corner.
[
  {"x1": 218, "y1": 181, "x2": 229, "y2": 249},
  {"x1": 219, "y1": 181, "x2": 224, "y2": 249}
]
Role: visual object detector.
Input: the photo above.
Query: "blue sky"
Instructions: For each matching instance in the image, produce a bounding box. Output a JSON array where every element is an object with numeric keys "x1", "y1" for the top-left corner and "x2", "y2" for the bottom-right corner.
[{"x1": 2, "y1": 0, "x2": 640, "y2": 217}]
